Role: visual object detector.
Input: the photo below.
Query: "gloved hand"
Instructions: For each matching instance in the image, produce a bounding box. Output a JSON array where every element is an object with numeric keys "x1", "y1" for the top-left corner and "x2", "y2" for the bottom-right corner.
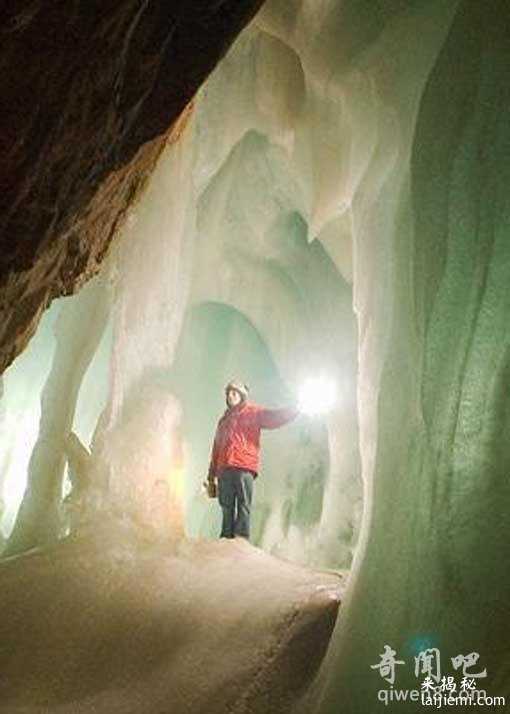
[{"x1": 203, "y1": 476, "x2": 217, "y2": 499}]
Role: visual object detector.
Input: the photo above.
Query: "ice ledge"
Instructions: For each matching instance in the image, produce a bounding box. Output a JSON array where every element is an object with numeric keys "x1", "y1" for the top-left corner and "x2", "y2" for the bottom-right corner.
[{"x1": 0, "y1": 533, "x2": 343, "y2": 714}]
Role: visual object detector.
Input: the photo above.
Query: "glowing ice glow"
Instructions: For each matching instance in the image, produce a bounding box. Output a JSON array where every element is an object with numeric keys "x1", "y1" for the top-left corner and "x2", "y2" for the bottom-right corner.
[{"x1": 297, "y1": 376, "x2": 337, "y2": 416}]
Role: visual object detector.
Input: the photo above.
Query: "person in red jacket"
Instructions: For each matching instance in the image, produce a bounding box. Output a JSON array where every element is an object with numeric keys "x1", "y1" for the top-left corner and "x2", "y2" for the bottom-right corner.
[{"x1": 207, "y1": 380, "x2": 299, "y2": 540}]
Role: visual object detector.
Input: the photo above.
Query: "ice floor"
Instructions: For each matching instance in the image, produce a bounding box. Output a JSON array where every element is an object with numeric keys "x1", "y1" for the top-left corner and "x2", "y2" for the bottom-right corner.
[{"x1": 0, "y1": 530, "x2": 344, "y2": 714}]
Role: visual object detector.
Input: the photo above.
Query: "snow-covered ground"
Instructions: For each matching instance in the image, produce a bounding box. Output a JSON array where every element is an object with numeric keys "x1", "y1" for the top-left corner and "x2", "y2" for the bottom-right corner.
[{"x1": 0, "y1": 531, "x2": 344, "y2": 714}]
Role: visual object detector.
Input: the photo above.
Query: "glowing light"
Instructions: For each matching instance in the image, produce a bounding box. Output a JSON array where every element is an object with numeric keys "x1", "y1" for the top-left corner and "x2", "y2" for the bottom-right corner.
[
  {"x1": 297, "y1": 376, "x2": 337, "y2": 416},
  {"x1": 167, "y1": 465, "x2": 185, "y2": 501}
]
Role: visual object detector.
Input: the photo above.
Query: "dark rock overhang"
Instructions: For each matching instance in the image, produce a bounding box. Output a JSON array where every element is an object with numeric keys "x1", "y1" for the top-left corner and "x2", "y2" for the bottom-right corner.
[{"x1": 0, "y1": 0, "x2": 265, "y2": 373}]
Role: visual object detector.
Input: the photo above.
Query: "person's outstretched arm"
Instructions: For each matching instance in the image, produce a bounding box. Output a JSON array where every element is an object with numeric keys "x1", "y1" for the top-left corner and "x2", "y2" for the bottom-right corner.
[{"x1": 256, "y1": 405, "x2": 300, "y2": 430}]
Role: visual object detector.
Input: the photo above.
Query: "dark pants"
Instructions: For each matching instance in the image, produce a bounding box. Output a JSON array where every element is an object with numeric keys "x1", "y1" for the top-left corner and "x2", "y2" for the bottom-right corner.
[{"x1": 218, "y1": 467, "x2": 254, "y2": 539}]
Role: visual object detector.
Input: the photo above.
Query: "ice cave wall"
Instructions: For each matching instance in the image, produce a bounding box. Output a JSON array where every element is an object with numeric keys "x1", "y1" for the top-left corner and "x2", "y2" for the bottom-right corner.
[
  {"x1": 310, "y1": 1, "x2": 510, "y2": 712},
  {"x1": 1, "y1": 0, "x2": 509, "y2": 710}
]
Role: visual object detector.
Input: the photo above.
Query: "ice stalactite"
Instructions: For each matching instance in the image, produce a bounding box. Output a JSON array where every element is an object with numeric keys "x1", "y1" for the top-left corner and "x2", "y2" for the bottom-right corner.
[
  {"x1": 81, "y1": 127, "x2": 196, "y2": 542},
  {"x1": 2, "y1": 121, "x2": 196, "y2": 546},
  {"x1": 61, "y1": 432, "x2": 93, "y2": 534},
  {"x1": 5, "y1": 276, "x2": 109, "y2": 555}
]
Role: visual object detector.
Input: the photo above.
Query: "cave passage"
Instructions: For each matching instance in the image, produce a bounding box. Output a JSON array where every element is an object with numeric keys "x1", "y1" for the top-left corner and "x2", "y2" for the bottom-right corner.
[{"x1": 1, "y1": 1, "x2": 509, "y2": 713}]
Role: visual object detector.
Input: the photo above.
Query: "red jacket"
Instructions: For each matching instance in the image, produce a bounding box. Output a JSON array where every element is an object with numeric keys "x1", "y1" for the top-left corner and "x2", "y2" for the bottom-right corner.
[{"x1": 208, "y1": 401, "x2": 299, "y2": 478}]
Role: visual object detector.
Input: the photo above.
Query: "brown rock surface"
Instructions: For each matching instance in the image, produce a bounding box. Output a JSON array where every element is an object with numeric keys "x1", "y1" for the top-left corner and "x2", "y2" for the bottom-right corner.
[{"x1": 0, "y1": 0, "x2": 265, "y2": 374}]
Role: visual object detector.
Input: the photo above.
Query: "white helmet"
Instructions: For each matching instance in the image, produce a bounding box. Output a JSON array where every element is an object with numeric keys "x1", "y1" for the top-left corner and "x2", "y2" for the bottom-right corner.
[{"x1": 224, "y1": 380, "x2": 249, "y2": 400}]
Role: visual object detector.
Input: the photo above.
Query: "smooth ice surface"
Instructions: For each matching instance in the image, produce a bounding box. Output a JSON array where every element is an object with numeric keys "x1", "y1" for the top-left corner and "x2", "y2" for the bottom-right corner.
[
  {"x1": 302, "y1": 2, "x2": 510, "y2": 712},
  {"x1": 0, "y1": 533, "x2": 343, "y2": 714}
]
